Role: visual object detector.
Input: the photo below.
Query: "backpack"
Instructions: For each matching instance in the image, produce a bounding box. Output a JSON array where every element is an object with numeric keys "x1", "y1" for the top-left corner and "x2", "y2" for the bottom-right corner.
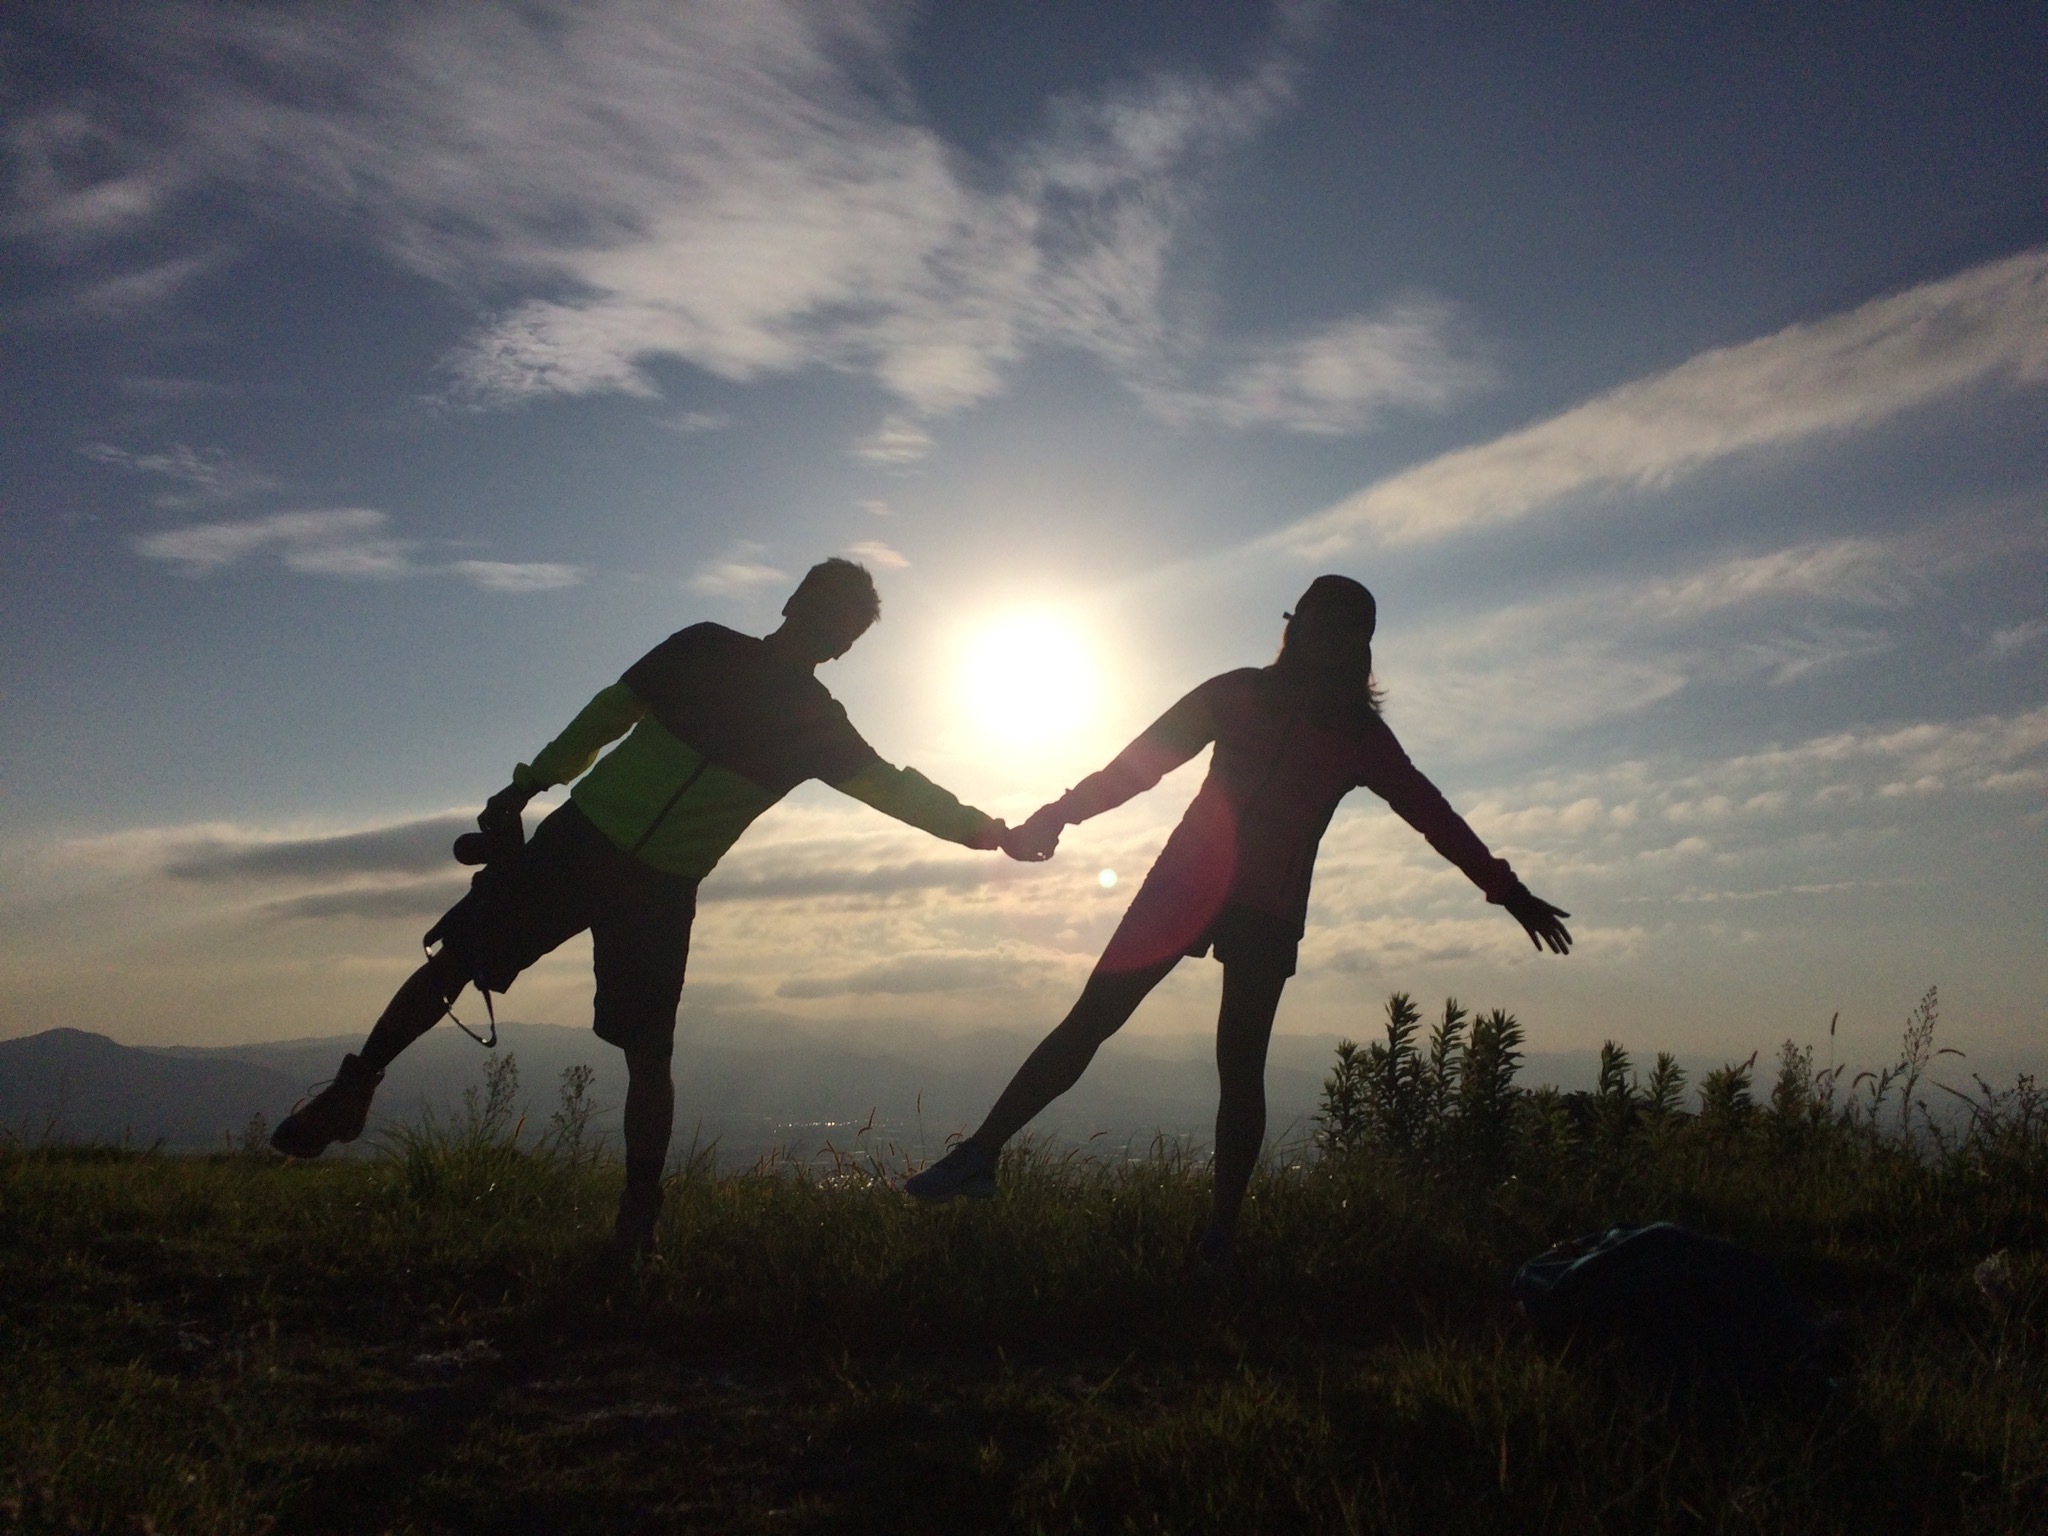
[{"x1": 1512, "y1": 1222, "x2": 1827, "y2": 1385}]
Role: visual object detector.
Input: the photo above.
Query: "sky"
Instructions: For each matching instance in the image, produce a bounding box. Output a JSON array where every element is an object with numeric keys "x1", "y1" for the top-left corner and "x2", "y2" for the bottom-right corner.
[{"x1": 3, "y1": 0, "x2": 2045, "y2": 1085}]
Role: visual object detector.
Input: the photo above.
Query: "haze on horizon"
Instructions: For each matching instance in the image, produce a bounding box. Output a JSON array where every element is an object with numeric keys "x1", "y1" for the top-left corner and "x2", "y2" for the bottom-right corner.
[{"x1": 3, "y1": 1, "x2": 2044, "y2": 1085}]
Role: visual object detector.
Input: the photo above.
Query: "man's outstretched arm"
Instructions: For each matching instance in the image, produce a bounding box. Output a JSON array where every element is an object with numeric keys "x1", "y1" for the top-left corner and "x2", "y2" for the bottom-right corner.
[
  {"x1": 476, "y1": 682, "x2": 650, "y2": 832},
  {"x1": 514, "y1": 681, "x2": 648, "y2": 792},
  {"x1": 830, "y1": 760, "x2": 1005, "y2": 850}
]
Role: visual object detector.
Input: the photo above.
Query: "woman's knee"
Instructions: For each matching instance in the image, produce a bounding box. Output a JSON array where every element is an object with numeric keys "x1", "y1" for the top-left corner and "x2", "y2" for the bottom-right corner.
[{"x1": 1072, "y1": 962, "x2": 1171, "y2": 1032}]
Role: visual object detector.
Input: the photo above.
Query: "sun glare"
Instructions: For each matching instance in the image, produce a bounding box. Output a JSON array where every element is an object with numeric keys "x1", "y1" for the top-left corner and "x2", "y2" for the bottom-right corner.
[{"x1": 959, "y1": 612, "x2": 1099, "y2": 751}]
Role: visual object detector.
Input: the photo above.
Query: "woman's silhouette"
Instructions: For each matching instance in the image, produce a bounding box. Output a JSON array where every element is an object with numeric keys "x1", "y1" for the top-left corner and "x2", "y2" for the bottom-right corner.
[{"x1": 906, "y1": 576, "x2": 1572, "y2": 1271}]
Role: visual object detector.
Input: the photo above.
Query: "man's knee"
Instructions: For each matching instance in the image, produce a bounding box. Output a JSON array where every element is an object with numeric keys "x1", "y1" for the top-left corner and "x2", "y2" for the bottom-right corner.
[
  {"x1": 422, "y1": 944, "x2": 471, "y2": 1000},
  {"x1": 623, "y1": 1043, "x2": 672, "y2": 1081}
]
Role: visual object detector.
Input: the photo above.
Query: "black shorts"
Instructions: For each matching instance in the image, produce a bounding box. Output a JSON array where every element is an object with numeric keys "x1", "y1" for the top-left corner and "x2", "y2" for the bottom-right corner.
[
  {"x1": 427, "y1": 803, "x2": 699, "y2": 1056},
  {"x1": 1185, "y1": 904, "x2": 1301, "y2": 979}
]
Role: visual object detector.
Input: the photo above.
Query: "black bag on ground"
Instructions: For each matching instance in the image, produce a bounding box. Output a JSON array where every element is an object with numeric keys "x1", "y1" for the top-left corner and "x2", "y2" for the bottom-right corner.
[{"x1": 1512, "y1": 1222, "x2": 1826, "y2": 1384}]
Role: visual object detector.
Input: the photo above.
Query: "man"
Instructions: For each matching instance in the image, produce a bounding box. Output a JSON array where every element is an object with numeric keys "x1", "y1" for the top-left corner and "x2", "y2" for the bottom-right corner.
[{"x1": 272, "y1": 558, "x2": 1012, "y2": 1255}]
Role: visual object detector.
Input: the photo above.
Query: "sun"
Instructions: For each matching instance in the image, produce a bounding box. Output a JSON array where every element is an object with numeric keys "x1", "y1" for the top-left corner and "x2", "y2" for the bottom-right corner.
[{"x1": 959, "y1": 612, "x2": 1100, "y2": 751}]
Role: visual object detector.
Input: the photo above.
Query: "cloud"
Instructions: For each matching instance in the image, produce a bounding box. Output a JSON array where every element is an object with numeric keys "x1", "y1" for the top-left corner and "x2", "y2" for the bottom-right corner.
[
  {"x1": 73, "y1": 252, "x2": 220, "y2": 317},
  {"x1": 163, "y1": 815, "x2": 473, "y2": 882},
  {"x1": 844, "y1": 540, "x2": 908, "y2": 570},
  {"x1": 1629, "y1": 537, "x2": 1923, "y2": 620},
  {"x1": 851, "y1": 416, "x2": 935, "y2": 466},
  {"x1": 703, "y1": 856, "x2": 1006, "y2": 903},
  {"x1": 658, "y1": 409, "x2": 732, "y2": 434},
  {"x1": 690, "y1": 544, "x2": 787, "y2": 595},
  {"x1": 79, "y1": 441, "x2": 282, "y2": 507},
  {"x1": 776, "y1": 949, "x2": 1038, "y2": 998},
  {"x1": 1713, "y1": 705, "x2": 2048, "y2": 793},
  {"x1": 1448, "y1": 702, "x2": 2048, "y2": 869},
  {"x1": 134, "y1": 507, "x2": 411, "y2": 577},
  {"x1": 9, "y1": 3, "x2": 1466, "y2": 439},
  {"x1": 266, "y1": 880, "x2": 469, "y2": 921},
  {"x1": 115, "y1": 375, "x2": 238, "y2": 402},
  {"x1": 130, "y1": 505, "x2": 582, "y2": 589},
  {"x1": 1368, "y1": 523, "x2": 2044, "y2": 758},
  {"x1": 1139, "y1": 301, "x2": 1490, "y2": 434},
  {"x1": 1272, "y1": 245, "x2": 2048, "y2": 554},
  {"x1": 2, "y1": 106, "x2": 175, "y2": 245},
  {"x1": 451, "y1": 560, "x2": 584, "y2": 593},
  {"x1": 1987, "y1": 620, "x2": 2047, "y2": 659}
]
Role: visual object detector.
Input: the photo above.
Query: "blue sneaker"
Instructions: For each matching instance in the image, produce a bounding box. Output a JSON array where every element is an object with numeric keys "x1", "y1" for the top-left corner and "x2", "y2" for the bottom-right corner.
[{"x1": 904, "y1": 1141, "x2": 998, "y2": 1203}]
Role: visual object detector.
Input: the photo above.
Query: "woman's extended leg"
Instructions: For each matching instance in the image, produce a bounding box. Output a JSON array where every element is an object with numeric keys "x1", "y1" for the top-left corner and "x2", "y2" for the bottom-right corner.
[
  {"x1": 964, "y1": 956, "x2": 1179, "y2": 1153},
  {"x1": 1201, "y1": 963, "x2": 1289, "y2": 1255}
]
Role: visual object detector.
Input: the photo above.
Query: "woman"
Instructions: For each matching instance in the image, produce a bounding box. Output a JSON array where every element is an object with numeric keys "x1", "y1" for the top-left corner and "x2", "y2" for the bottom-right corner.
[{"x1": 905, "y1": 576, "x2": 1572, "y2": 1270}]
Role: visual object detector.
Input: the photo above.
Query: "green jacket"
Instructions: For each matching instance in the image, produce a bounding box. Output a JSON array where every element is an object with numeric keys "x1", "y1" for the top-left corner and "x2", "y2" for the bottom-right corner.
[{"x1": 511, "y1": 622, "x2": 998, "y2": 878}]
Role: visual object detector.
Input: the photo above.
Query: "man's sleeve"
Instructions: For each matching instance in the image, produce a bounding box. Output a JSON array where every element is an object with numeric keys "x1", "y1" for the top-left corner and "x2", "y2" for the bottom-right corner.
[
  {"x1": 831, "y1": 761, "x2": 1003, "y2": 849},
  {"x1": 512, "y1": 682, "x2": 648, "y2": 791},
  {"x1": 1047, "y1": 675, "x2": 1223, "y2": 825},
  {"x1": 1355, "y1": 716, "x2": 1518, "y2": 900}
]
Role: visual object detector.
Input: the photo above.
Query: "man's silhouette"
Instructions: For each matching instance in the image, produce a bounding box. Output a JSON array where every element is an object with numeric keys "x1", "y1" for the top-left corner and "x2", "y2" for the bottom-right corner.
[{"x1": 273, "y1": 558, "x2": 1010, "y2": 1254}]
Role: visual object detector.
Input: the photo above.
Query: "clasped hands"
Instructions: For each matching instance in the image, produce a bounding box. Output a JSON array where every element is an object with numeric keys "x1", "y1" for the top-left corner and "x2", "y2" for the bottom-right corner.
[{"x1": 985, "y1": 804, "x2": 1064, "y2": 863}]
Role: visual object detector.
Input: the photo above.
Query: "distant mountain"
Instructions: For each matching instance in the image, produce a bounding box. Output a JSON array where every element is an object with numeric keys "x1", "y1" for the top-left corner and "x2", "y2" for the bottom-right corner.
[
  {"x1": 2, "y1": 1021, "x2": 1338, "y2": 1161},
  {"x1": 3, "y1": 1020, "x2": 1633, "y2": 1162},
  {"x1": 0, "y1": 1028, "x2": 305, "y2": 1152}
]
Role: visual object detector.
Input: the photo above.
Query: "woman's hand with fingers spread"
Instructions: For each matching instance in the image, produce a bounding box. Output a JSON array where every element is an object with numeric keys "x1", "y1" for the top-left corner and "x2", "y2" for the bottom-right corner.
[{"x1": 1502, "y1": 885, "x2": 1573, "y2": 954}]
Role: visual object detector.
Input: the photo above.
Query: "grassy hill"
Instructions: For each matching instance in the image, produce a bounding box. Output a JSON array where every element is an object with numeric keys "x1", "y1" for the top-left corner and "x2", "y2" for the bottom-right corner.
[{"x1": 2, "y1": 994, "x2": 2043, "y2": 1534}]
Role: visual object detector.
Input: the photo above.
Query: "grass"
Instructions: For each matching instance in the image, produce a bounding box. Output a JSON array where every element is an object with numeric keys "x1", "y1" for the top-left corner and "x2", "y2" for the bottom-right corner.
[{"x1": 2, "y1": 991, "x2": 2044, "y2": 1534}]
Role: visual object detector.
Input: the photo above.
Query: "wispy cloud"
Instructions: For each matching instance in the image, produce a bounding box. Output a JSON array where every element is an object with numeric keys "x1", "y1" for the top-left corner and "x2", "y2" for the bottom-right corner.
[
  {"x1": 1139, "y1": 300, "x2": 1490, "y2": 434},
  {"x1": 1378, "y1": 523, "x2": 2028, "y2": 757},
  {"x1": 451, "y1": 560, "x2": 584, "y2": 593},
  {"x1": 134, "y1": 506, "x2": 583, "y2": 590},
  {"x1": 163, "y1": 814, "x2": 472, "y2": 882},
  {"x1": 79, "y1": 441, "x2": 282, "y2": 508},
  {"x1": 72, "y1": 251, "x2": 220, "y2": 317},
  {"x1": 1271, "y1": 245, "x2": 2048, "y2": 554},
  {"x1": 115, "y1": 375, "x2": 238, "y2": 402},
  {"x1": 690, "y1": 543, "x2": 787, "y2": 595},
  {"x1": 845, "y1": 540, "x2": 908, "y2": 570},
  {"x1": 136, "y1": 508, "x2": 403, "y2": 576},
  {"x1": 3, "y1": 106, "x2": 175, "y2": 245},
  {"x1": 266, "y1": 881, "x2": 469, "y2": 921},
  {"x1": 8, "y1": 3, "x2": 1468, "y2": 441},
  {"x1": 1987, "y1": 620, "x2": 2047, "y2": 659},
  {"x1": 704, "y1": 856, "x2": 1008, "y2": 903},
  {"x1": 851, "y1": 416, "x2": 936, "y2": 467},
  {"x1": 776, "y1": 949, "x2": 1041, "y2": 999},
  {"x1": 657, "y1": 409, "x2": 732, "y2": 435}
]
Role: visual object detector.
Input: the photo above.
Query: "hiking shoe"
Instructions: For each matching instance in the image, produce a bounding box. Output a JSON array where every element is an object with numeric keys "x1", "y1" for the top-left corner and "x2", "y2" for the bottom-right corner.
[
  {"x1": 611, "y1": 1182, "x2": 664, "y2": 1261},
  {"x1": 270, "y1": 1053, "x2": 383, "y2": 1158},
  {"x1": 903, "y1": 1141, "x2": 998, "y2": 1203}
]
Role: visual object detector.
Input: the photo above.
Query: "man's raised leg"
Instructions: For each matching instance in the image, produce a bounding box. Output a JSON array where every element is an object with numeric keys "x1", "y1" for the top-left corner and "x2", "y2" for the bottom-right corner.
[{"x1": 271, "y1": 947, "x2": 469, "y2": 1158}]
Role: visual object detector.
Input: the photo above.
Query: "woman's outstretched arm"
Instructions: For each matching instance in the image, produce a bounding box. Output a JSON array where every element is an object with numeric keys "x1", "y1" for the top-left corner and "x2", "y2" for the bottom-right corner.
[
  {"x1": 1004, "y1": 674, "x2": 1230, "y2": 860},
  {"x1": 1355, "y1": 713, "x2": 1574, "y2": 955}
]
